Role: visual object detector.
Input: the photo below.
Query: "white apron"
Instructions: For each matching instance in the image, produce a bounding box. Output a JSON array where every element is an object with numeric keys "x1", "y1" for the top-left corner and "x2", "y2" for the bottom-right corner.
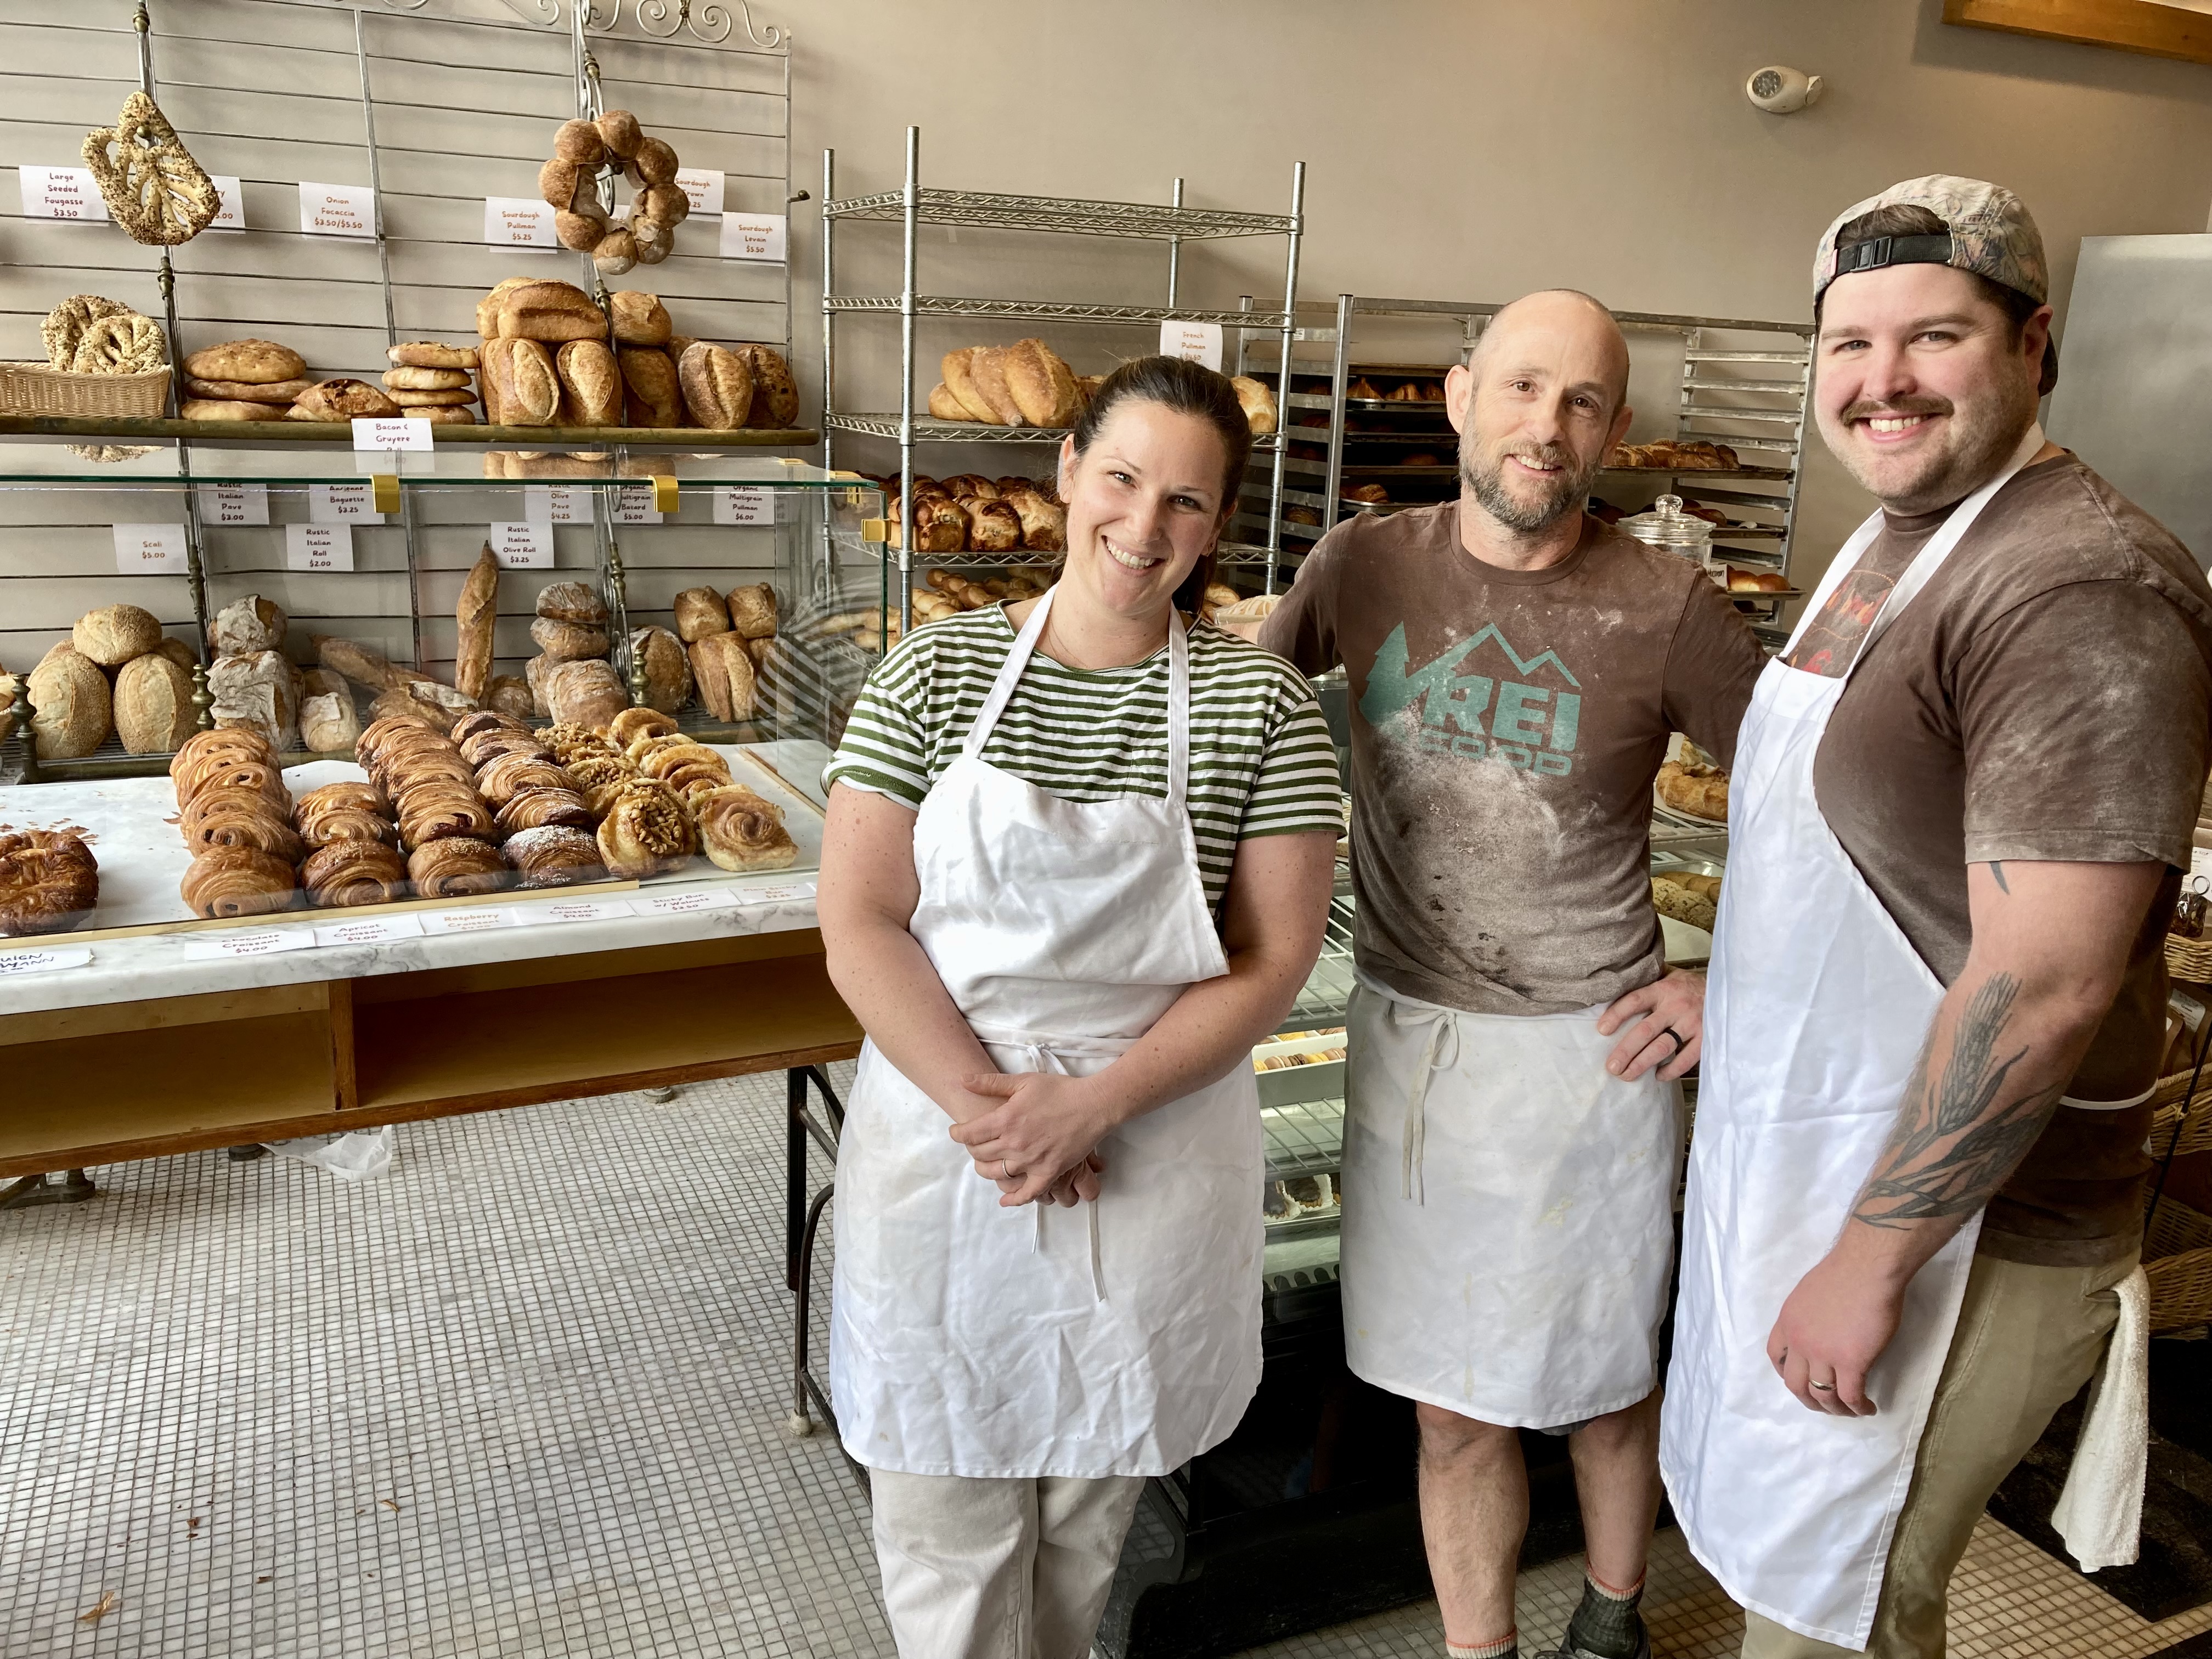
[
  {"x1": 1662, "y1": 431, "x2": 2044, "y2": 1648},
  {"x1": 830, "y1": 589, "x2": 1265, "y2": 1479},
  {"x1": 1340, "y1": 974, "x2": 1682, "y2": 1428}
]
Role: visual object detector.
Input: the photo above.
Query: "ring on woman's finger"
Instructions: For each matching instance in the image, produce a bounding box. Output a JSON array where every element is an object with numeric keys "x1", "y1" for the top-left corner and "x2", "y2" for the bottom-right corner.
[{"x1": 1809, "y1": 1380, "x2": 1837, "y2": 1393}]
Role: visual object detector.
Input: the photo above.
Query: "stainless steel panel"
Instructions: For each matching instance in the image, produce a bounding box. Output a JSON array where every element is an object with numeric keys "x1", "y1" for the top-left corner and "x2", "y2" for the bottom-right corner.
[{"x1": 2047, "y1": 234, "x2": 2212, "y2": 566}]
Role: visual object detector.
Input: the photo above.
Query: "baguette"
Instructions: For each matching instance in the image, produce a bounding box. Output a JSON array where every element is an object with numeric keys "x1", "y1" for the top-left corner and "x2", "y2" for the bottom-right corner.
[{"x1": 454, "y1": 542, "x2": 499, "y2": 702}]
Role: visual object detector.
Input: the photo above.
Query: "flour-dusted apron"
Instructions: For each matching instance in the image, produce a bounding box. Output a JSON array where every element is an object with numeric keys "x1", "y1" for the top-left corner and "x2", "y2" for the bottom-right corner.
[
  {"x1": 1661, "y1": 430, "x2": 2045, "y2": 1648},
  {"x1": 830, "y1": 588, "x2": 1264, "y2": 1479},
  {"x1": 1339, "y1": 973, "x2": 1682, "y2": 1428}
]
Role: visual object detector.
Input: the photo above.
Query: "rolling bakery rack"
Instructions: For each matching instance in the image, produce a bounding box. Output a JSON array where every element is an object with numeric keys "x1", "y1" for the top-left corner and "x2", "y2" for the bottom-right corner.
[
  {"x1": 1, "y1": 0, "x2": 814, "y2": 783},
  {"x1": 1240, "y1": 294, "x2": 1814, "y2": 633},
  {"x1": 817, "y1": 126, "x2": 1308, "y2": 637}
]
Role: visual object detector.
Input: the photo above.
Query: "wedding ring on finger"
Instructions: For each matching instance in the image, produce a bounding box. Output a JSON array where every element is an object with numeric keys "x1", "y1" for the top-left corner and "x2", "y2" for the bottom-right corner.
[{"x1": 1809, "y1": 1380, "x2": 1837, "y2": 1392}]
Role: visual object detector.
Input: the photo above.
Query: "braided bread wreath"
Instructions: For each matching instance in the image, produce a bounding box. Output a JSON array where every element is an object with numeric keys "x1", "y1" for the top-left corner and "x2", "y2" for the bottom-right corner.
[{"x1": 538, "y1": 110, "x2": 689, "y2": 276}]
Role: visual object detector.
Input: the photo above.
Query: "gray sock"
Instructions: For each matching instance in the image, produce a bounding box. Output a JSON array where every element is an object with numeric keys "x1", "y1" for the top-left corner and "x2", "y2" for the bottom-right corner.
[{"x1": 1562, "y1": 1574, "x2": 1645, "y2": 1659}]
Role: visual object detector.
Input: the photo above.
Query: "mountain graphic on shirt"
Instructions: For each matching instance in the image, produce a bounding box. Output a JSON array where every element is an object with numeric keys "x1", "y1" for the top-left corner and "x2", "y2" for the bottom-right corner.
[{"x1": 1359, "y1": 621, "x2": 1583, "y2": 777}]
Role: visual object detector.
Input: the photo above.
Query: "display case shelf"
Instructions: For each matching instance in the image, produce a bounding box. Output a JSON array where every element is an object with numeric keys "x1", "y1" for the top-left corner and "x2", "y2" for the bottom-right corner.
[
  {"x1": 823, "y1": 295, "x2": 1293, "y2": 331},
  {"x1": 0, "y1": 417, "x2": 819, "y2": 451},
  {"x1": 822, "y1": 187, "x2": 1296, "y2": 240}
]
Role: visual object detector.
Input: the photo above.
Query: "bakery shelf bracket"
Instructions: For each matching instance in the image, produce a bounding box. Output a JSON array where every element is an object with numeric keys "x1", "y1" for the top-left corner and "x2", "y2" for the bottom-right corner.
[{"x1": 820, "y1": 127, "x2": 1308, "y2": 629}]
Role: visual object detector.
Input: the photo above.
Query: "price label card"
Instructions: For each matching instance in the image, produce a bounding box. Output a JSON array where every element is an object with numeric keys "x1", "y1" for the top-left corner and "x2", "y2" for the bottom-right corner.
[
  {"x1": 196, "y1": 483, "x2": 270, "y2": 526},
  {"x1": 675, "y1": 167, "x2": 726, "y2": 216},
  {"x1": 208, "y1": 175, "x2": 245, "y2": 230},
  {"x1": 312, "y1": 913, "x2": 426, "y2": 947},
  {"x1": 735, "y1": 878, "x2": 817, "y2": 906},
  {"x1": 113, "y1": 523, "x2": 190, "y2": 574},
  {"x1": 523, "y1": 485, "x2": 591, "y2": 525},
  {"x1": 719, "y1": 211, "x2": 787, "y2": 263},
  {"x1": 422, "y1": 907, "x2": 516, "y2": 936},
  {"x1": 489, "y1": 521, "x2": 552, "y2": 569},
  {"x1": 615, "y1": 484, "x2": 664, "y2": 526},
  {"x1": 299, "y1": 180, "x2": 375, "y2": 239},
  {"x1": 1160, "y1": 319, "x2": 1224, "y2": 371},
  {"x1": 309, "y1": 483, "x2": 382, "y2": 525},
  {"x1": 483, "y1": 195, "x2": 560, "y2": 248},
  {"x1": 0, "y1": 945, "x2": 93, "y2": 977},
  {"x1": 712, "y1": 486, "x2": 776, "y2": 526},
  {"x1": 638, "y1": 888, "x2": 739, "y2": 917},
  {"x1": 351, "y1": 416, "x2": 432, "y2": 453},
  {"x1": 19, "y1": 166, "x2": 109, "y2": 222},
  {"x1": 285, "y1": 522, "x2": 353, "y2": 572},
  {"x1": 182, "y1": 928, "x2": 315, "y2": 961},
  {"x1": 511, "y1": 898, "x2": 638, "y2": 926}
]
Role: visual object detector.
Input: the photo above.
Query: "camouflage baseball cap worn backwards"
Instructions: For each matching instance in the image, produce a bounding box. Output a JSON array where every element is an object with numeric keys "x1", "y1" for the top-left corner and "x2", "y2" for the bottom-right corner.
[{"x1": 1812, "y1": 174, "x2": 2050, "y2": 306}]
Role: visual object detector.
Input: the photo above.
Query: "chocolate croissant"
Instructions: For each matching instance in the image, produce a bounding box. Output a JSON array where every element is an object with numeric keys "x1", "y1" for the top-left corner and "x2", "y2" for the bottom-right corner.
[
  {"x1": 449, "y1": 709, "x2": 530, "y2": 744},
  {"x1": 407, "y1": 836, "x2": 510, "y2": 898},
  {"x1": 395, "y1": 786, "x2": 496, "y2": 848},
  {"x1": 460, "y1": 727, "x2": 551, "y2": 770},
  {"x1": 595, "y1": 778, "x2": 693, "y2": 878},
  {"x1": 181, "y1": 846, "x2": 298, "y2": 919},
  {"x1": 504, "y1": 825, "x2": 606, "y2": 888},
  {"x1": 493, "y1": 787, "x2": 595, "y2": 836},
  {"x1": 180, "y1": 788, "x2": 303, "y2": 861},
  {"x1": 302, "y1": 840, "x2": 408, "y2": 907},
  {"x1": 475, "y1": 752, "x2": 573, "y2": 808},
  {"x1": 174, "y1": 754, "x2": 290, "y2": 811},
  {"x1": 693, "y1": 785, "x2": 798, "y2": 873},
  {"x1": 171, "y1": 727, "x2": 275, "y2": 804}
]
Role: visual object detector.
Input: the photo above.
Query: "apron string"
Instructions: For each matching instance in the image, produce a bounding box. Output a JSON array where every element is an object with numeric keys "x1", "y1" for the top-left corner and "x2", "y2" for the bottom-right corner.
[{"x1": 1390, "y1": 1000, "x2": 1459, "y2": 1205}]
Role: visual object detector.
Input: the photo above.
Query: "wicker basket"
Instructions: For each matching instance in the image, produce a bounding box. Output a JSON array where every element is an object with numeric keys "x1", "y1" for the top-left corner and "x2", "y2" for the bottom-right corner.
[
  {"x1": 0, "y1": 361, "x2": 171, "y2": 419},
  {"x1": 2146, "y1": 1193, "x2": 2212, "y2": 1334},
  {"x1": 2165, "y1": 932, "x2": 2212, "y2": 984}
]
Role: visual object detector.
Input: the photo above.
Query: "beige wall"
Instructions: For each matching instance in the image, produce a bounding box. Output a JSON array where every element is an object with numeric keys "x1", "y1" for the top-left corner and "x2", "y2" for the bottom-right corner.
[{"x1": 787, "y1": 0, "x2": 2212, "y2": 585}]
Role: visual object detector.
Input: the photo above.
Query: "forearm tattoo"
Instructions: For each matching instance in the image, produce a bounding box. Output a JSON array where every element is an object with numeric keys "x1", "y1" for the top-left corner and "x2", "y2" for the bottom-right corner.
[{"x1": 1853, "y1": 973, "x2": 2064, "y2": 1229}]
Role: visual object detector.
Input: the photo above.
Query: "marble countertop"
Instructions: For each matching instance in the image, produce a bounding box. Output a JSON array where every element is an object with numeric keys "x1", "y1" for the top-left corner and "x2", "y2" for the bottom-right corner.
[{"x1": 0, "y1": 741, "x2": 834, "y2": 1020}]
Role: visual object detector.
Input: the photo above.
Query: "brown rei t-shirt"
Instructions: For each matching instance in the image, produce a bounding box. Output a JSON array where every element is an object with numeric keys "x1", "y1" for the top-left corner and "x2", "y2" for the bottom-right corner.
[
  {"x1": 1262, "y1": 503, "x2": 1765, "y2": 1015},
  {"x1": 1803, "y1": 453, "x2": 2212, "y2": 1266}
]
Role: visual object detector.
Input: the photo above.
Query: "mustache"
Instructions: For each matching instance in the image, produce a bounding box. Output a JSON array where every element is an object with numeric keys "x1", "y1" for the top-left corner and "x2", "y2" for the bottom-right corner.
[{"x1": 1837, "y1": 394, "x2": 1952, "y2": 424}]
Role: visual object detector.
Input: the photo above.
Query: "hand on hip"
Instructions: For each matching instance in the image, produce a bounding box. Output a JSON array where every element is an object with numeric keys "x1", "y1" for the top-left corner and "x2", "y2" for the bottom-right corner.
[{"x1": 1598, "y1": 967, "x2": 1706, "y2": 1081}]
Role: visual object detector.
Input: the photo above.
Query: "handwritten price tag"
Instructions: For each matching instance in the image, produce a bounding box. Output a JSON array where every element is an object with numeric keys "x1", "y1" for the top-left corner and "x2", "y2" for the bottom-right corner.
[
  {"x1": 286, "y1": 523, "x2": 353, "y2": 572},
  {"x1": 734, "y1": 878, "x2": 817, "y2": 905},
  {"x1": 523, "y1": 486, "x2": 591, "y2": 525},
  {"x1": 197, "y1": 483, "x2": 269, "y2": 526},
  {"x1": 489, "y1": 521, "x2": 552, "y2": 569},
  {"x1": 19, "y1": 166, "x2": 109, "y2": 222},
  {"x1": 675, "y1": 168, "x2": 726, "y2": 216},
  {"x1": 309, "y1": 483, "x2": 382, "y2": 525},
  {"x1": 614, "y1": 484, "x2": 663, "y2": 525},
  {"x1": 712, "y1": 486, "x2": 776, "y2": 526},
  {"x1": 182, "y1": 928, "x2": 315, "y2": 961},
  {"x1": 208, "y1": 176, "x2": 245, "y2": 230},
  {"x1": 351, "y1": 416, "x2": 432, "y2": 453},
  {"x1": 312, "y1": 913, "x2": 427, "y2": 947},
  {"x1": 638, "y1": 889, "x2": 739, "y2": 917},
  {"x1": 299, "y1": 180, "x2": 375, "y2": 239},
  {"x1": 112, "y1": 523, "x2": 190, "y2": 574},
  {"x1": 0, "y1": 946, "x2": 93, "y2": 977},
  {"x1": 510, "y1": 899, "x2": 639, "y2": 926},
  {"x1": 483, "y1": 195, "x2": 560, "y2": 248},
  {"x1": 421, "y1": 907, "x2": 516, "y2": 936},
  {"x1": 1160, "y1": 319, "x2": 1224, "y2": 371},
  {"x1": 719, "y1": 211, "x2": 787, "y2": 263}
]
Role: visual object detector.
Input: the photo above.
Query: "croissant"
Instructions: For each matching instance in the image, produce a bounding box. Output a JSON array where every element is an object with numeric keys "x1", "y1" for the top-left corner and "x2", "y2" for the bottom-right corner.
[
  {"x1": 302, "y1": 840, "x2": 408, "y2": 907},
  {"x1": 693, "y1": 785, "x2": 798, "y2": 873},
  {"x1": 460, "y1": 728, "x2": 551, "y2": 770},
  {"x1": 180, "y1": 789, "x2": 303, "y2": 861},
  {"x1": 636, "y1": 740, "x2": 727, "y2": 782},
  {"x1": 504, "y1": 825, "x2": 607, "y2": 888},
  {"x1": 299, "y1": 805, "x2": 395, "y2": 850},
  {"x1": 174, "y1": 754, "x2": 289, "y2": 811},
  {"x1": 595, "y1": 778, "x2": 693, "y2": 877},
  {"x1": 0, "y1": 829, "x2": 99, "y2": 936},
  {"x1": 449, "y1": 709, "x2": 529, "y2": 744},
  {"x1": 357, "y1": 714, "x2": 454, "y2": 771},
  {"x1": 407, "y1": 836, "x2": 510, "y2": 898},
  {"x1": 294, "y1": 780, "x2": 386, "y2": 818},
  {"x1": 493, "y1": 787, "x2": 595, "y2": 837},
  {"x1": 180, "y1": 846, "x2": 298, "y2": 919},
  {"x1": 397, "y1": 802, "x2": 496, "y2": 850},
  {"x1": 475, "y1": 752, "x2": 573, "y2": 808},
  {"x1": 171, "y1": 727, "x2": 274, "y2": 802}
]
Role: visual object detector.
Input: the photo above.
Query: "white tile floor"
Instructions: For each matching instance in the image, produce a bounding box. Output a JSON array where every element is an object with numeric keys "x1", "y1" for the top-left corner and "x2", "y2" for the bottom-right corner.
[{"x1": 2, "y1": 1075, "x2": 2206, "y2": 1658}]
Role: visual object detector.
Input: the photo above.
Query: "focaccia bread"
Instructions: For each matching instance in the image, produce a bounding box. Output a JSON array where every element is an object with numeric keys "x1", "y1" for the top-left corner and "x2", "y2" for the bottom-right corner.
[
  {"x1": 382, "y1": 365, "x2": 472, "y2": 392},
  {"x1": 185, "y1": 374, "x2": 314, "y2": 404},
  {"x1": 182, "y1": 399, "x2": 286, "y2": 422},
  {"x1": 183, "y1": 338, "x2": 306, "y2": 383},
  {"x1": 388, "y1": 341, "x2": 479, "y2": 370}
]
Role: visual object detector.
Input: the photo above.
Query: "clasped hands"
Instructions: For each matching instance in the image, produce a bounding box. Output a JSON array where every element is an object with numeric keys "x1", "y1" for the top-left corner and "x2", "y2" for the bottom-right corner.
[{"x1": 948, "y1": 1069, "x2": 1119, "y2": 1209}]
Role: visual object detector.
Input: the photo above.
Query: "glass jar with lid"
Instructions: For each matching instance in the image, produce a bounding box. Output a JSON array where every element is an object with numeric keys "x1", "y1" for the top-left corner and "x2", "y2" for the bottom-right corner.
[{"x1": 1616, "y1": 494, "x2": 1719, "y2": 581}]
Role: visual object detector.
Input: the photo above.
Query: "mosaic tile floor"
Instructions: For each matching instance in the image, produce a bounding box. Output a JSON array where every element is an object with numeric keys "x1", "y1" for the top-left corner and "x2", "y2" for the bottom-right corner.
[{"x1": 3, "y1": 1075, "x2": 2207, "y2": 1658}]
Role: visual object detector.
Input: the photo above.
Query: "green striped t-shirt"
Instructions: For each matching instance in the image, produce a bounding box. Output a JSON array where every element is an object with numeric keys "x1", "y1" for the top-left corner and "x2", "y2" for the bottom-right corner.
[{"x1": 824, "y1": 603, "x2": 1343, "y2": 912}]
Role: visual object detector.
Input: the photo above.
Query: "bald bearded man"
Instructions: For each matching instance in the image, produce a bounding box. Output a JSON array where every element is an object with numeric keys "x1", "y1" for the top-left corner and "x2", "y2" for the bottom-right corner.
[{"x1": 1262, "y1": 291, "x2": 1765, "y2": 1659}]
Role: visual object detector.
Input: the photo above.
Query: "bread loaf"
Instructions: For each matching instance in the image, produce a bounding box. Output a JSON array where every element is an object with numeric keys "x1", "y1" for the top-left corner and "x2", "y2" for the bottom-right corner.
[
  {"x1": 298, "y1": 691, "x2": 360, "y2": 756},
  {"x1": 72, "y1": 602, "x2": 161, "y2": 667},
  {"x1": 545, "y1": 658, "x2": 629, "y2": 730},
  {"x1": 484, "y1": 336, "x2": 560, "y2": 426},
  {"x1": 183, "y1": 399, "x2": 287, "y2": 423},
  {"x1": 967, "y1": 346, "x2": 1026, "y2": 426},
  {"x1": 1003, "y1": 339, "x2": 1078, "y2": 427},
  {"x1": 963, "y1": 496, "x2": 1022, "y2": 552},
  {"x1": 928, "y1": 382, "x2": 967, "y2": 421},
  {"x1": 114, "y1": 652, "x2": 196, "y2": 753},
  {"x1": 618, "y1": 347, "x2": 681, "y2": 427},
  {"x1": 941, "y1": 348, "x2": 997, "y2": 422},
  {"x1": 674, "y1": 586, "x2": 732, "y2": 642},
  {"x1": 1232, "y1": 375, "x2": 1278, "y2": 435},
  {"x1": 492, "y1": 280, "x2": 607, "y2": 343},
  {"x1": 529, "y1": 616, "x2": 609, "y2": 662},
  {"x1": 211, "y1": 594, "x2": 287, "y2": 658},
  {"x1": 677, "y1": 342, "x2": 753, "y2": 430},
  {"x1": 735, "y1": 343, "x2": 799, "y2": 428},
  {"x1": 627, "y1": 625, "x2": 692, "y2": 714},
  {"x1": 689, "y1": 631, "x2": 758, "y2": 721},
  {"x1": 610, "y1": 290, "x2": 672, "y2": 346},
  {"x1": 314, "y1": 634, "x2": 410, "y2": 692},
  {"x1": 290, "y1": 379, "x2": 402, "y2": 421},
  {"x1": 27, "y1": 648, "x2": 110, "y2": 759},
  {"x1": 1002, "y1": 484, "x2": 1066, "y2": 552},
  {"x1": 725, "y1": 583, "x2": 777, "y2": 640},
  {"x1": 390, "y1": 341, "x2": 478, "y2": 370},
  {"x1": 534, "y1": 580, "x2": 609, "y2": 626},
  {"x1": 184, "y1": 375, "x2": 314, "y2": 404},
  {"x1": 151, "y1": 636, "x2": 199, "y2": 672},
  {"x1": 455, "y1": 543, "x2": 500, "y2": 702},
  {"x1": 484, "y1": 675, "x2": 533, "y2": 719},
  {"x1": 555, "y1": 339, "x2": 623, "y2": 426},
  {"x1": 183, "y1": 340, "x2": 305, "y2": 384},
  {"x1": 207, "y1": 650, "x2": 303, "y2": 750}
]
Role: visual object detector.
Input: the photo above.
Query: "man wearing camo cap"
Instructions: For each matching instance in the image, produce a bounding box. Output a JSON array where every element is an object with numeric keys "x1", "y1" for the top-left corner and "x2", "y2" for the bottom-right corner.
[{"x1": 1661, "y1": 176, "x2": 2212, "y2": 1657}]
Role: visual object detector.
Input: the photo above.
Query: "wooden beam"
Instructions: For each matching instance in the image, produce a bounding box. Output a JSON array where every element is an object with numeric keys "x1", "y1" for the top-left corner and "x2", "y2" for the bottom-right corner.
[{"x1": 1944, "y1": 0, "x2": 2212, "y2": 66}]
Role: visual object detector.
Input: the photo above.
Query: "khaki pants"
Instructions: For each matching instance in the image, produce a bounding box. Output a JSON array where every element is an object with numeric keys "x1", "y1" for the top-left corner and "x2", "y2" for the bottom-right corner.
[
  {"x1": 868, "y1": 1468, "x2": 1145, "y2": 1659},
  {"x1": 1740, "y1": 1249, "x2": 2137, "y2": 1659}
]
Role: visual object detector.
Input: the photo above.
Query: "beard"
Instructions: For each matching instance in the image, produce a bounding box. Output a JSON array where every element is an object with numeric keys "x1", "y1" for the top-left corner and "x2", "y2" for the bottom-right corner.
[
  {"x1": 1820, "y1": 370, "x2": 2039, "y2": 515},
  {"x1": 1462, "y1": 431, "x2": 1600, "y2": 534}
]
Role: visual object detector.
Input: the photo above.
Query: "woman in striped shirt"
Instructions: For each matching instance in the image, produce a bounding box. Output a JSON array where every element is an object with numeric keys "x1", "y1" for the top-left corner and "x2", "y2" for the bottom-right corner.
[{"x1": 817, "y1": 357, "x2": 1341, "y2": 1657}]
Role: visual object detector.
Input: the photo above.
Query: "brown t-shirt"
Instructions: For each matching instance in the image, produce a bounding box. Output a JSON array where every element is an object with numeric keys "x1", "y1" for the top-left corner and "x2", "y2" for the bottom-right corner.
[
  {"x1": 1262, "y1": 503, "x2": 1765, "y2": 1015},
  {"x1": 1803, "y1": 453, "x2": 2212, "y2": 1266}
]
